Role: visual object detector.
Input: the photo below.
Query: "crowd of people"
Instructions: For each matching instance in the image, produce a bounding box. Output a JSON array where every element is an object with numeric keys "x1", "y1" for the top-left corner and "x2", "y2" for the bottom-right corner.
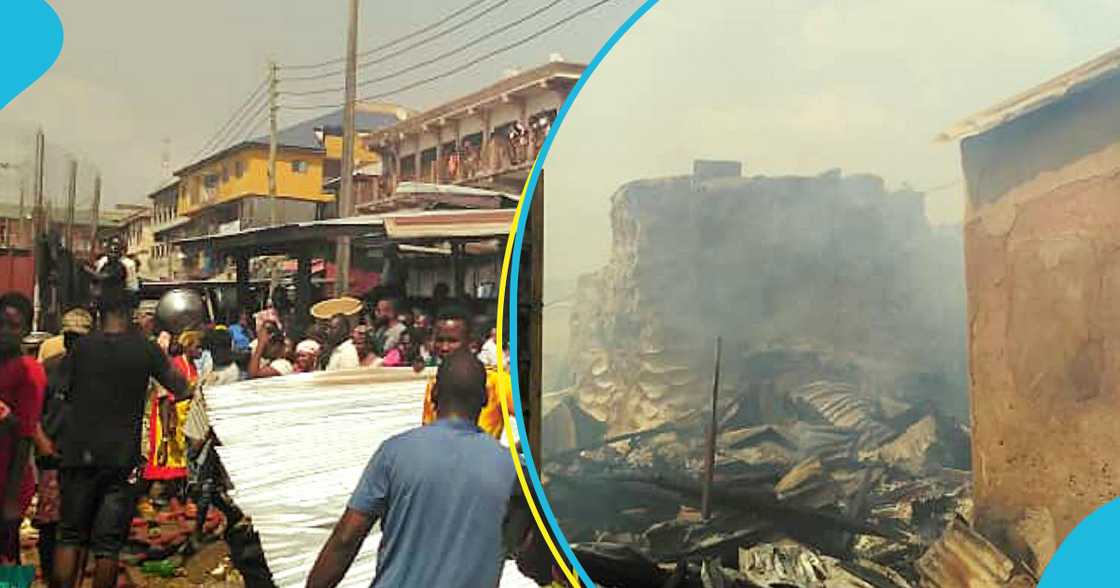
[
  {"x1": 0, "y1": 274, "x2": 550, "y2": 588},
  {"x1": 213, "y1": 287, "x2": 507, "y2": 382}
]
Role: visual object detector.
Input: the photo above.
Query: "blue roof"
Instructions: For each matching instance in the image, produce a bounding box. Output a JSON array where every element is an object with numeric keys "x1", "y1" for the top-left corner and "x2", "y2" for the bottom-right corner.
[
  {"x1": 179, "y1": 107, "x2": 407, "y2": 175},
  {"x1": 249, "y1": 108, "x2": 404, "y2": 150}
]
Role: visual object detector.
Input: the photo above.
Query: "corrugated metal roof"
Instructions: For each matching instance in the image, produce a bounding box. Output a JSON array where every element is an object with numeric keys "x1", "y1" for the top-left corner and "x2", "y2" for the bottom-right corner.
[
  {"x1": 145, "y1": 177, "x2": 180, "y2": 200},
  {"x1": 382, "y1": 208, "x2": 514, "y2": 240},
  {"x1": 175, "y1": 208, "x2": 510, "y2": 254},
  {"x1": 366, "y1": 61, "x2": 583, "y2": 144},
  {"x1": 393, "y1": 181, "x2": 518, "y2": 200},
  {"x1": 178, "y1": 106, "x2": 407, "y2": 176},
  {"x1": 939, "y1": 46, "x2": 1120, "y2": 141},
  {"x1": 248, "y1": 108, "x2": 405, "y2": 151}
]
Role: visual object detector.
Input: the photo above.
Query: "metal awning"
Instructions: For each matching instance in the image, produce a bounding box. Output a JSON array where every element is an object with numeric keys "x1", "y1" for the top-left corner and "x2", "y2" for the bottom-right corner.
[
  {"x1": 390, "y1": 181, "x2": 518, "y2": 200},
  {"x1": 355, "y1": 181, "x2": 519, "y2": 214},
  {"x1": 174, "y1": 215, "x2": 387, "y2": 257},
  {"x1": 173, "y1": 209, "x2": 513, "y2": 257},
  {"x1": 382, "y1": 208, "x2": 514, "y2": 240}
]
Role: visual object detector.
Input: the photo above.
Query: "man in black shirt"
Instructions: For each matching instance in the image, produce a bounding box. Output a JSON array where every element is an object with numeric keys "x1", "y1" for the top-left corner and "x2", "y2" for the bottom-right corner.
[{"x1": 50, "y1": 293, "x2": 189, "y2": 588}]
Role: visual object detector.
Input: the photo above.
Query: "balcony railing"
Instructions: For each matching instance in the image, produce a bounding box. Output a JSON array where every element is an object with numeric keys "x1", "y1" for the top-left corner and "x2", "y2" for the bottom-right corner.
[{"x1": 397, "y1": 128, "x2": 547, "y2": 186}]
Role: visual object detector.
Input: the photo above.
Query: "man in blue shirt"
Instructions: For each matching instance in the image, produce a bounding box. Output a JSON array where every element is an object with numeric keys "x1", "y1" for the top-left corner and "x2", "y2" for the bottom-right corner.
[
  {"x1": 307, "y1": 349, "x2": 518, "y2": 588},
  {"x1": 228, "y1": 309, "x2": 254, "y2": 352}
]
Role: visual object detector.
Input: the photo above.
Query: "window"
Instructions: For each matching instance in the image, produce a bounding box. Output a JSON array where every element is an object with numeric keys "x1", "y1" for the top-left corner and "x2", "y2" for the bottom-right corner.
[
  {"x1": 235, "y1": 160, "x2": 245, "y2": 178},
  {"x1": 203, "y1": 173, "x2": 220, "y2": 200},
  {"x1": 291, "y1": 160, "x2": 309, "y2": 174},
  {"x1": 222, "y1": 165, "x2": 229, "y2": 183}
]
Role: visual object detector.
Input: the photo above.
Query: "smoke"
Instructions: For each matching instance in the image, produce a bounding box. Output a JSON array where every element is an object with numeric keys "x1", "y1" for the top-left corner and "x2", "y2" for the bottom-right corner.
[{"x1": 556, "y1": 166, "x2": 968, "y2": 424}]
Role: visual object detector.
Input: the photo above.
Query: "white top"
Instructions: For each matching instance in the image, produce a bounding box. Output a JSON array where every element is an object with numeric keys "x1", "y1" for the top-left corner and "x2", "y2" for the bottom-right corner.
[
  {"x1": 326, "y1": 339, "x2": 361, "y2": 371},
  {"x1": 205, "y1": 363, "x2": 243, "y2": 388},
  {"x1": 478, "y1": 338, "x2": 500, "y2": 368},
  {"x1": 95, "y1": 256, "x2": 139, "y2": 291},
  {"x1": 270, "y1": 358, "x2": 295, "y2": 376}
]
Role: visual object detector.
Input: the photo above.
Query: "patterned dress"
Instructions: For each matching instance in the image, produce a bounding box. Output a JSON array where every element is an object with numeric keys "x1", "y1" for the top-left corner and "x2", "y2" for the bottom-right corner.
[{"x1": 143, "y1": 354, "x2": 195, "y2": 481}]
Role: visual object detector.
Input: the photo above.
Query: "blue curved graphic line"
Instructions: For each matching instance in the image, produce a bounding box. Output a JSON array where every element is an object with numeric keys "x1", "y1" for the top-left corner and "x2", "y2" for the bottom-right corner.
[
  {"x1": 1039, "y1": 497, "x2": 1120, "y2": 586},
  {"x1": 508, "y1": 1, "x2": 658, "y2": 585},
  {"x1": 1, "y1": 0, "x2": 64, "y2": 109}
]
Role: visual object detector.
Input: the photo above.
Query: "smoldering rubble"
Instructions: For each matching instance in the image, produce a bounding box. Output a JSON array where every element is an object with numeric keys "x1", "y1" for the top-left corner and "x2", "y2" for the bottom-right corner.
[
  {"x1": 542, "y1": 167, "x2": 1035, "y2": 587},
  {"x1": 544, "y1": 346, "x2": 1037, "y2": 588}
]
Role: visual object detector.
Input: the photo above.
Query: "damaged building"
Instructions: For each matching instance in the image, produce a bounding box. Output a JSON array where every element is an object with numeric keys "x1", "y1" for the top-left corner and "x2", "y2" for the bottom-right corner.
[
  {"x1": 545, "y1": 46, "x2": 1120, "y2": 586},
  {"x1": 936, "y1": 46, "x2": 1120, "y2": 580},
  {"x1": 542, "y1": 162, "x2": 988, "y2": 586}
]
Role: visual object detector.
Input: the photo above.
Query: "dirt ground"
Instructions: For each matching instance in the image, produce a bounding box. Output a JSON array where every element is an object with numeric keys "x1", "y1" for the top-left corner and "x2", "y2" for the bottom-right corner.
[{"x1": 21, "y1": 523, "x2": 245, "y2": 587}]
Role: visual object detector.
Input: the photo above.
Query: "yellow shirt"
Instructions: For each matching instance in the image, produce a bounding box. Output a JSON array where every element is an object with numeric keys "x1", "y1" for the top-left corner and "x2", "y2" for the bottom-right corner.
[
  {"x1": 37, "y1": 335, "x2": 66, "y2": 363},
  {"x1": 422, "y1": 368, "x2": 513, "y2": 439}
]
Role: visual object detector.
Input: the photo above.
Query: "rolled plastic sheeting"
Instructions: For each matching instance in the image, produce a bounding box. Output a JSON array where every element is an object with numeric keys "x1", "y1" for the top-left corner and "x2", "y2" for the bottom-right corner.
[{"x1": 206, "y1": 367, "x2": 538, "y2": 588}]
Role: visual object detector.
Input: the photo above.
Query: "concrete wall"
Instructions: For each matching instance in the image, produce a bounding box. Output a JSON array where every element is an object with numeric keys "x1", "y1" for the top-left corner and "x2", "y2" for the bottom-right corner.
[
  {"x1": 960, "y1": 69, "x2": 1120, "y2": 569},
  {"x1": 239, "y1": 197, "x2": 320, "y2": 230}
]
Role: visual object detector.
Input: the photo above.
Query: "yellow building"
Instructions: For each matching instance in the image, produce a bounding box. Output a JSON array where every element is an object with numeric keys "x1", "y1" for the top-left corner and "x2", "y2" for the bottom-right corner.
[
  {"x1": 176, "y1": 144, "x2": 331, "y2": 216},
  {"x1": 172, "y1": 105, "x2": 407, "y2": 277}
]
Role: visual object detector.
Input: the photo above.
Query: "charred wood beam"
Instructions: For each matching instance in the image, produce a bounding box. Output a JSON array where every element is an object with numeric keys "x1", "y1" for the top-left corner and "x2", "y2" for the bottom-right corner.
[
  {"x1": 557, "y1": 471, "x2": 905, "y2": 542},
  {"x1": 548, "y1": 410, "x2": 703, "y2": 461}
]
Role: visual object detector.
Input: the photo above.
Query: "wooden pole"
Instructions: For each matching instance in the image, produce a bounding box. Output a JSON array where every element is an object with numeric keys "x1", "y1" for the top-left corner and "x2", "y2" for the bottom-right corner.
[
  {"x1": 335, "y1": 0, "x2": 359, "y2": 296},
  {"x1": 89, "y1": 174, "x2": 101, "y2": 257},
  {"x1": 17, "y1": 180, "x2": 25, "y2": 247},
  {"x1": 64, "y1": 159, "x2": 77, "y2": 251},
  {"x1": 32, "y1": 129, "x2": 45, "y2": 240},
  {"x1": 701, "y1": 336, "x2": 722, "y2": 520},
  {"x1": 31, "y1": 130, "x2": 46, "y2": 330}
]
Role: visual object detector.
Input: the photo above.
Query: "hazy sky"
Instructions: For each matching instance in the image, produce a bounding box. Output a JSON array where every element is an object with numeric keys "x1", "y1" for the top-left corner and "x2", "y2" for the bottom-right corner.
[
  {"x1": 544, "y1": 0, "x2": 1120, "y2": 283},
  {"x1": 0, "y1": 0, "x2": 642, "y2": 208}
]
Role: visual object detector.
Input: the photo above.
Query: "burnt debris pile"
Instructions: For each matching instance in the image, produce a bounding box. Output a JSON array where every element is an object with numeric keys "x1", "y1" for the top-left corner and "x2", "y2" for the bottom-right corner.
[
  {"x1": 543, "y1": 344, "x2": 1034, "y2": 587},
  {"x1": 543, "y1": 167, "x2": 1035, "y2": 586}
]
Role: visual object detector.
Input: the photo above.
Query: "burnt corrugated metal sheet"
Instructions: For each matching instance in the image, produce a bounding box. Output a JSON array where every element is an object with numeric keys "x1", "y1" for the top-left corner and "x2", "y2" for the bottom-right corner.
[
  {"x1": 791, "y1": 381, "x2": 896, "y2": 449},
  {"x1": 916, "y1": 517, "x2": 1020, "y2": 588}
]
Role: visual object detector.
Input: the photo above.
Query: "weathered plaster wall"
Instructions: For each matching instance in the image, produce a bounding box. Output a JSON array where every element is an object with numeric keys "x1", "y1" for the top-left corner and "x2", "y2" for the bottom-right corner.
[{"x1": 961, "y1": 70, "x2": 1120, "y2": 569}]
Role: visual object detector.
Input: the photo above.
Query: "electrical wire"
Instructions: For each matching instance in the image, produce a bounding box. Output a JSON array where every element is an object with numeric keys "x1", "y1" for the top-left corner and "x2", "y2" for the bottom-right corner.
[
  {"x1": 282, "y1": 0, "x2": 493, "y2": 72},
  {"x1": 281, "y1": 0, "x2": 569, "y2": 97},
  {"x1": 199, "y1": 99, "x2": 270, "y2": 160},
  {"x1": 190, "y1": 78, "x2": 269, "y2": 161},
  {"x1": 282, "y1": 0, "x2": 511, "y2": 83},
  {"x1": 281, "y1": 0, "x2": 618, "y2": 112}
]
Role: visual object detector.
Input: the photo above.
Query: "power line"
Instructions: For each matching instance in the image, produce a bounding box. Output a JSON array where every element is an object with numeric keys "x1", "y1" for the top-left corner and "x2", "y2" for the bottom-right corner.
[
  {"x1": 282, "y1": 0, "x2": 569, "y2": 98},
  {"x1": 200, "y1": 99, "x2": 270, "y2": 160},
  {"x1": 283, "y1": 0, "x2": 493, "y2": 72},
  {"x1": 281, "y1": 0, "x2": 618, "y2": 112},
  {"x1": 282, "y1": 0, "x2": 511, "y2": 84},
  {"x1": 189, "y1": 77, "x2": 270, "y2": 162}
]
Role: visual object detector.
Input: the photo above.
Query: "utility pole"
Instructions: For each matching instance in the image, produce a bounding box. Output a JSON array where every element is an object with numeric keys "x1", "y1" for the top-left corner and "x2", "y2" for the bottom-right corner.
[
  {"x1": 32, "y1": 128, "x2": 45, "y2": 239},
  {"x1": 89, "y1": 174, "x2": 102, "y2": 256},
  {"x1": 335, "y1": 0, "x2": 359, "y2": 297},
  {"x1": 64, "y1": 159, "x2": 77, "y2": 251},
  {"x1": 267, "y1": 59, "x2": 280, "y2": 225},
  {"x1": 16, "y1": 181, "x2": 25, "y2": 248}
]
